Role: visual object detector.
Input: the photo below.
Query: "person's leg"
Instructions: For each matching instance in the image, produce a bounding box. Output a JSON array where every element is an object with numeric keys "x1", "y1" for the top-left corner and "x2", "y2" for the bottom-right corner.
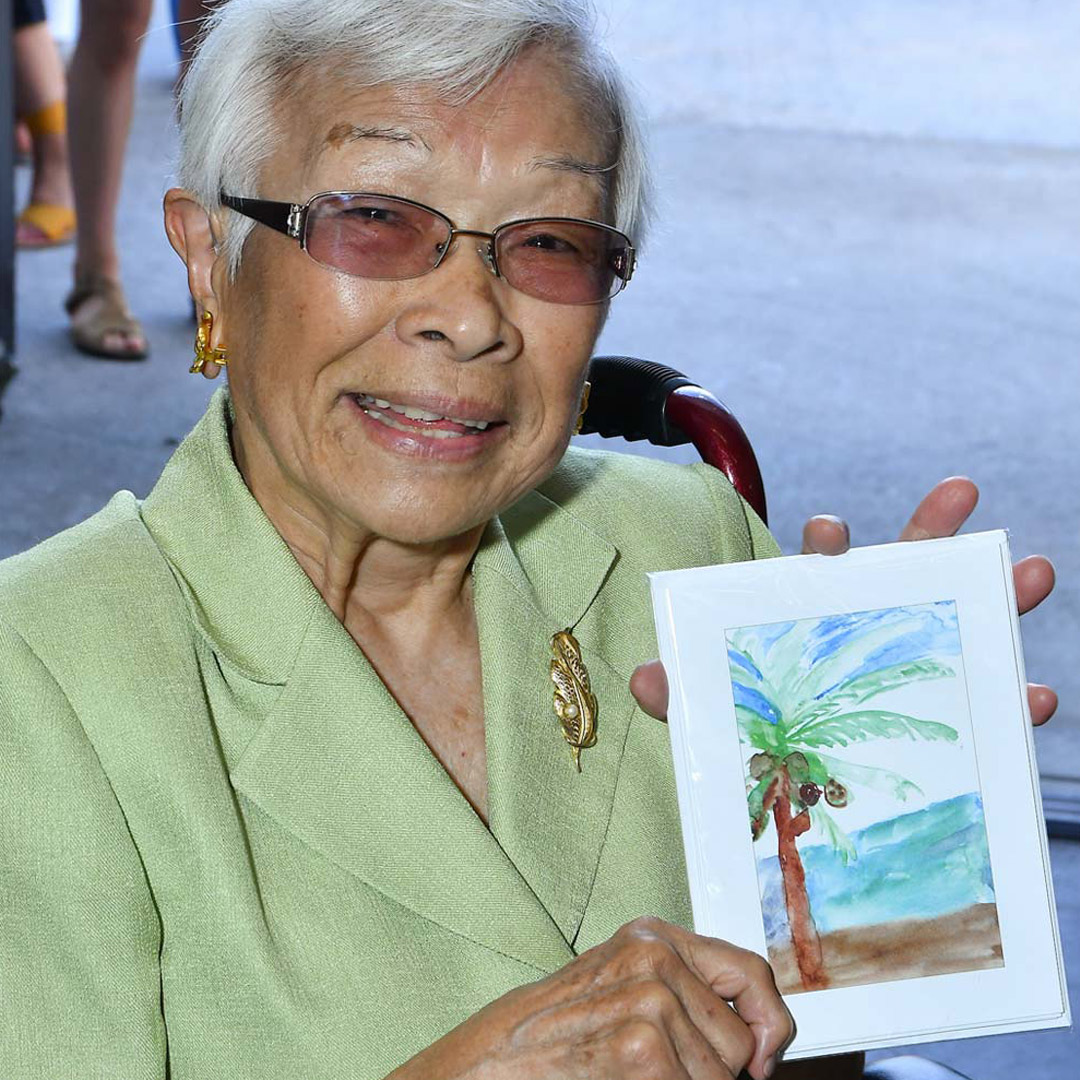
[
  {"x1": 15, "y1": 122, "x2": 34, "y2": 163},
  {"x1": 13, "y1": 21, "x2": 75, "y2": 247},
  {"x1": 66, "y1": 0, "x2": 154, "y2": 357},
  {"x1": 175, "y1": 0, "x2": 226, "y2": 90},
  {"x1": 12, "y1": 0, "x2": 46, "y2": 164}
]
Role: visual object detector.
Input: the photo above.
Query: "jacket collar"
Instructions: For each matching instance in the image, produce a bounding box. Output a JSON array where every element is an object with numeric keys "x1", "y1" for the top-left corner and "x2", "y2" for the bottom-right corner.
[
  {"x1": 141, "y1": 389, "x2": 637, "y2": 969},
  {"x1": 140, "y1": 389, "x2": 320, "y2": 685}
]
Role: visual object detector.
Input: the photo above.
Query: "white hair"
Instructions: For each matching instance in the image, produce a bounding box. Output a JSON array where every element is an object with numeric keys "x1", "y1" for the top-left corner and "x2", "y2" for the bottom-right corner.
[{"x1": 177, "y1": 0, "x2": 653, "y2": 277}]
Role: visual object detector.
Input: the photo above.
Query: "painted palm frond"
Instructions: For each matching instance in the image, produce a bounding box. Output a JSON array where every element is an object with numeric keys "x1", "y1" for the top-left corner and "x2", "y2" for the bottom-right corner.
[
  {"x1": 790, "y1": 709, "x2": 961, "y2": 749},
  {"x1": 728, "y1": 641, "x2": 766, "y2": 686},
  {"x1": 810, "y1": 803, "x2": 857, "y2": 865},
  {"x1": 812, "y1": 750, "x2": 924, "y2": 804},
  {"x1": 729, "y1": 621, "x2": 818, "y2": 717},
  {"x1": 729, "y1": 642, "x2": 788, "y2": 719},
  {"x1": 790, "y1": 658, "x2": 957, "y2": 728},
  {"x1": 737, "y1": 707, "x2": 785, "y2": 752}
]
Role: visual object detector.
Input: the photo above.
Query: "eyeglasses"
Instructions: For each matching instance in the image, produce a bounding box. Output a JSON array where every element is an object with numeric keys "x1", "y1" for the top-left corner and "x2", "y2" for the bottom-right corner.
[{"x1": 220, "y1": 191, "x2": 636, "y2": 305}]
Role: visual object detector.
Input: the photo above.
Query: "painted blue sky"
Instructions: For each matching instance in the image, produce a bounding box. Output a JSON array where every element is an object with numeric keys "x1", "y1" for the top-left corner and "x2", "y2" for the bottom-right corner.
[
  {"x1": 728, "y1": 601, "x2": 962, "y2": 726},
  {"x1": 730, "y1": 601, "x2": 960, "y2": 691}
]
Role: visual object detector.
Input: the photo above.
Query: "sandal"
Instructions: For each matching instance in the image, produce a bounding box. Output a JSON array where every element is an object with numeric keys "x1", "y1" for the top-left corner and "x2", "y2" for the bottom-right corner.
[
  {"x1": 17, "y1": 203, "x2": 77, "y2": 249},
  {"x1": 17, "y1": 104, "x2": 76, "y2": 249},
  {"x1": 65, "y1": 273, "x2": 150, "y2": 361}
]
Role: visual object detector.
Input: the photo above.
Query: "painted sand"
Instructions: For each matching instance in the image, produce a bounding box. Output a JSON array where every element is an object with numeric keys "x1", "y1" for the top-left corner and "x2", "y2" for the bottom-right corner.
[{"x1": 768, "y1": 903, "x2": 1003, "y2": 994}]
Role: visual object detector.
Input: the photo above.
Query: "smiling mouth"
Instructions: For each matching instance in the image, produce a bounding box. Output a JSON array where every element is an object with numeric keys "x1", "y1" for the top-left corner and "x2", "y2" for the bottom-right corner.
[{"x1": 349, "y1": 393, "x2": 501, "y2": 438}]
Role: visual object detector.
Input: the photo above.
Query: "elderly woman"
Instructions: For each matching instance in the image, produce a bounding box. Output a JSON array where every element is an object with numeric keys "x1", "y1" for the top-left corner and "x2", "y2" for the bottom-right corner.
[{"x1": 0, "y1": 1, "x2": 1056, "y2": 1077}]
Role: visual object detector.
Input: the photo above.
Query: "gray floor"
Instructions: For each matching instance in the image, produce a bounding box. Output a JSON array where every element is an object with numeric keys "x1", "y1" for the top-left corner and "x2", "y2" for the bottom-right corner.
[{"x1": 1, "y1": 3, "x2": 1076, "y2": 1076}]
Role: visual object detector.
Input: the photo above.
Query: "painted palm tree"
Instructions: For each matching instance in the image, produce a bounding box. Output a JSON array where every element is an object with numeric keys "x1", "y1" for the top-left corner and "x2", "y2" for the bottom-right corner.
[{"x1": 728, "y1": 603, "x2": 961, "y2": 990}]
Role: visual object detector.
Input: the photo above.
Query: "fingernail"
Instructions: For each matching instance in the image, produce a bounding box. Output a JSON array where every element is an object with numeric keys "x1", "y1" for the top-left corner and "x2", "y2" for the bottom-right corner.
[{"x1": 763, "y1": 1056, "x2": 777, "y2": 1078}]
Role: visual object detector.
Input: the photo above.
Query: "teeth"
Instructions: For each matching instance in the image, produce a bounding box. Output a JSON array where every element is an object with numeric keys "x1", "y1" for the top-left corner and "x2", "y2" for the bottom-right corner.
[
  {"x1": 402, "y1": 405, "x2": 444, "y2": 421},
  {"x1": 364, "y1": 409, "x2": 467, "y2": 438},
  {"x1": 355, "y1": 394, "x2": 492, "y2": 431}
]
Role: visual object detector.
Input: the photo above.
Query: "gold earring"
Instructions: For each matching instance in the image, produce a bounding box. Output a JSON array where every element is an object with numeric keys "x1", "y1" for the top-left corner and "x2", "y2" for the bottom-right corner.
[
  {"x1": 191, "y1": 310, "x2": 228, "y2": 375},
  {"x1": 573, "y1": 380, "x2": 592, "y2": 435}
]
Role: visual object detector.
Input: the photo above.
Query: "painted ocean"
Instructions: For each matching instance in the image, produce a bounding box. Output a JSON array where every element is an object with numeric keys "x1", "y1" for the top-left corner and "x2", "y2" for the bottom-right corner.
[{"x1": 758, "y1": 792, "x2": 1003, "y2": 991}]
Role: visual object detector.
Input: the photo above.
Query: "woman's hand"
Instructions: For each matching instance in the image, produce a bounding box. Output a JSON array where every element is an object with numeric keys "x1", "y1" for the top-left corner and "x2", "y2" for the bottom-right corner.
[
  {"x1": 800, "y1": 477, "x2": 1056, "y2": 725},
  {"x1": 388, "y1": 916, "x2": 794, "y2": 1080},
  {"x1": 632, "y1": 477, "x2": 1057, "y2": 726}
]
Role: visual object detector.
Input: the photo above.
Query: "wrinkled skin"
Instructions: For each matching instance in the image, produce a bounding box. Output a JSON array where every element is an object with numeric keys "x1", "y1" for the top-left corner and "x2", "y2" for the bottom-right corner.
[{"x1": 387, "y1": 917, "x2": 795, "y2": 1080}]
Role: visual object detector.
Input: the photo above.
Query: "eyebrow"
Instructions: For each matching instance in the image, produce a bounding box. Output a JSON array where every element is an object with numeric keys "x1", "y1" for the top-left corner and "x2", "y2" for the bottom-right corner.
[
  {"x1": 324, "y1": 123, "x2": 432, "y2": 152},
  {"x1": 529, "y1": 154, "x2": 617, "y2": 179}
]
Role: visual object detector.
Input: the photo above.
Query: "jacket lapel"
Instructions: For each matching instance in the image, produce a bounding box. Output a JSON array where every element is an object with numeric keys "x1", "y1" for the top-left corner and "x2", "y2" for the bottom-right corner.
[
  {"x1": 475, "y1": 495, "x2": 636, "y2": 948},
  {"x1": 229, "y1": 598, "x2": 575, "y2": 974}
]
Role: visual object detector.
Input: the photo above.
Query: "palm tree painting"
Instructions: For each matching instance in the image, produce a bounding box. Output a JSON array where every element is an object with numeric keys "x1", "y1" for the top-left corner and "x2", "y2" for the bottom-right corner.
[{"x1": 729, "y1": 601, "x2": 1003, "y2": 994}]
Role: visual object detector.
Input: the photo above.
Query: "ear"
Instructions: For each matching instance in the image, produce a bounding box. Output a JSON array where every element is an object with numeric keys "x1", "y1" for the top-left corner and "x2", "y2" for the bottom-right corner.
[{"x1": 164, "y1": 188, "x2": 231, "y2": 377}]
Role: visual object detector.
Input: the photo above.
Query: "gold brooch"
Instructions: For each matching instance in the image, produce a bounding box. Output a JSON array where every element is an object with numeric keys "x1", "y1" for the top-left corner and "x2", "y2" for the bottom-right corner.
[{"x1": 550, "y1": 629, "x2": 597, "y2": 772}]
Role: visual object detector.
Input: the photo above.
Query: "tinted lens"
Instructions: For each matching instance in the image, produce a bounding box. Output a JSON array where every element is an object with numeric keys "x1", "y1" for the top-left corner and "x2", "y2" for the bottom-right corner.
[
  {"x1": 495, "y1": 219, "x2": 634, "y2": 304},
  {"x1": 304, "y1": 194, "x2": 451, "y2": 279}
]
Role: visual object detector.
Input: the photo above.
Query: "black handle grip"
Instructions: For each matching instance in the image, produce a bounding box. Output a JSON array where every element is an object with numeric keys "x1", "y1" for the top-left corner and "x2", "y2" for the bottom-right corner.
[{"x1": 580, "y1": 355, "x2": 696, "y2": 446}]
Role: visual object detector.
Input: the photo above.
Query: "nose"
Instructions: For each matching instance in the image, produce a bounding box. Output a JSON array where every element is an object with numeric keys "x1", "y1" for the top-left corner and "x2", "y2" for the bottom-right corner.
[{"x1": 395, "y1": 240, "x2": 521, "y2": 363}]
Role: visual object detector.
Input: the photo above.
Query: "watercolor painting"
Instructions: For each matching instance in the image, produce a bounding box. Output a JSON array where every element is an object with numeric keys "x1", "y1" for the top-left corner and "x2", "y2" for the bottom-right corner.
[{"x1": 727, "y1": 601, "x2": 1003, "y2": 994}]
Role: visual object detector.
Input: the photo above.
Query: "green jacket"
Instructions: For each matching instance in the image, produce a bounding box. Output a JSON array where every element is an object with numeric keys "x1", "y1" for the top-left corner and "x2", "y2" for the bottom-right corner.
[{"x1": 0, "y1": 389, "x2": 777, "y2": 1078}]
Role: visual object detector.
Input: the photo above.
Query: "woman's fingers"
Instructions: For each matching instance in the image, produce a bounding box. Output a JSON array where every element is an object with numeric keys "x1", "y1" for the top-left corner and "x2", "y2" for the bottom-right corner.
[
  {"x1": 630, "y1": 661, "x2": 669, "y2": 720},
  {"x1": 661, "y1": 922, "x2": 794, "y2": 1080},
  {"x1": 581, "y1": 919, "x2": 787, "y2": 1078},
  {"x1": 804, "y1": 489, "x2": 1054, "y2": 618},
  {"x1": 1013, "y1": 558, "x2": 1056, "y2": 724},
  {"x1": 437, "y1": 916, "x2": 787, "y2": 1080},
  {"x1": 625, "y1": 558, "x2": 1056, "y2": 723},
  {"x1": 1014, "y1": 554, "x2": 1055, "y2": 616},
  {"x1": 651, "y1": 946, "x2": 763, "y2": 1079},
  {"x1": 897, "y1": 476, "x2": 979, "y2": 540},
  {"x1": 513, "y1": 918, "x2": 761, "y2": 1079},
  {"x1": 799, "y1": 490, "x2": 1057, "y2": 729},
  {"x1": 1029, "y1": 684, "x2": 1058, "y2": 726},
  {"x1": 800, "y1": 515, "x2": 849, "y2": 555},
  {"x1": 802, "y1": 477, "x2": 979, "y2": 555},
  {"x1": 610, "y1": 925, "x2": 757, "y2": 1079}
]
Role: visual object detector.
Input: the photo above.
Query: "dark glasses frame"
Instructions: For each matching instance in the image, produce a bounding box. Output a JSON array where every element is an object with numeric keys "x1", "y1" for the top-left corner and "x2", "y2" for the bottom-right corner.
[{"x1": 219, "y1": 191, "x2": 637, "y2": 304}]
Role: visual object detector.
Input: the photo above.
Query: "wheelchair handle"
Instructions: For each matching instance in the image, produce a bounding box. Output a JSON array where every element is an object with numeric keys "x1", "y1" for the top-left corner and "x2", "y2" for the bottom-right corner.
[{"x1": 581, "y1": 355, "x2": 768, "y2": 525}]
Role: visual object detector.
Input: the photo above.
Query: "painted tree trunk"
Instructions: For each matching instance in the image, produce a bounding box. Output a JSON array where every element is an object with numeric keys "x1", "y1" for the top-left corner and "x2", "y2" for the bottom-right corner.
[{"x1": 772, "y1": 774, "x2": 828, "y2": 990}]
